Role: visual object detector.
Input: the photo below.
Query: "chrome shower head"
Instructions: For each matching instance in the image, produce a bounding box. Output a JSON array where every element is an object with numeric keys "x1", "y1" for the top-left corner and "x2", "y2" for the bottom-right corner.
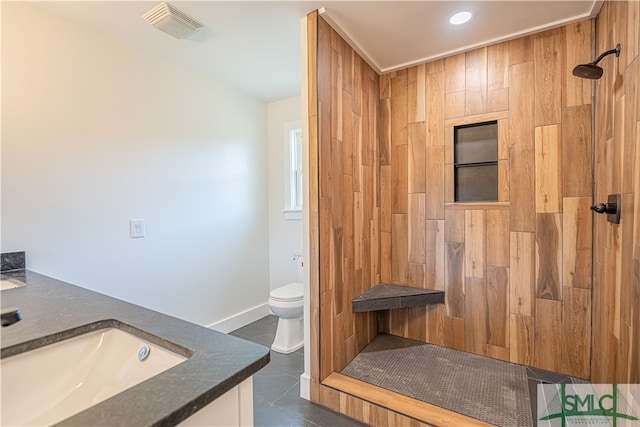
[{"x1": 572, "y1": 44, "x2": 621, "y2": 79}]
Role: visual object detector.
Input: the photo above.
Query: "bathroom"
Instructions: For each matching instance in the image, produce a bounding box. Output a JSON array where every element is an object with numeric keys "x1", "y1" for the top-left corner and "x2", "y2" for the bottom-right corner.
[{"x1": 2, "y1": 0, "x2": 639, "y2": 426}]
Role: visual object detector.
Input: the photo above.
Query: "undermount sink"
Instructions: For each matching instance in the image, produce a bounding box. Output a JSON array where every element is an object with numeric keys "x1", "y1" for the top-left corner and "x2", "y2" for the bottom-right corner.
[
  {"x1": 1, "y1": 326, "x2": 188, "y2": 426},
  {"x1": 1, "y1": 278, "x2": 25, "y2": 290}
]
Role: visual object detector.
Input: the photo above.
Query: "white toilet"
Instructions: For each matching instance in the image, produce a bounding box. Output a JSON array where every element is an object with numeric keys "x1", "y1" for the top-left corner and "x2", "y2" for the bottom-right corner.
[{"x1": 268, "y1": 257, "x2": 304, "y2": 354}]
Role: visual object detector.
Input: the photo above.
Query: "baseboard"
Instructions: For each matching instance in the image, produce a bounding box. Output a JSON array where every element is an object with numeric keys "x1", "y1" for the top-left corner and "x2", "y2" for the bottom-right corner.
[
  {"x1": 300, "y1": 372, "x2": 311, "y2": 400},
  {"x1": 208, "y1": 303, "x2": 271, "y2": 334}
]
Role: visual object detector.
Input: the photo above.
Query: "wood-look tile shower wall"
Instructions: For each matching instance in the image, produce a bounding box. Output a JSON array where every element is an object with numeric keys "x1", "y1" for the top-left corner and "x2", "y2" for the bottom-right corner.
[
  {"x1": 591, "y1": 0, "x2": 640, "y2": 384},
  {"x1": 377, "y1": 23, "x2": 594, "y2": 378},
  {"x1": 316, "y1": 16, "x2": 381, "y2": 379}
]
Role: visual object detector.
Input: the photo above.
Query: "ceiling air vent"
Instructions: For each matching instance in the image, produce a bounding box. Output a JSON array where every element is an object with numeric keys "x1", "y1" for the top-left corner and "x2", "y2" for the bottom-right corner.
[{"x1": 142, "y1": 2, "x2": 205, "y2": 39}]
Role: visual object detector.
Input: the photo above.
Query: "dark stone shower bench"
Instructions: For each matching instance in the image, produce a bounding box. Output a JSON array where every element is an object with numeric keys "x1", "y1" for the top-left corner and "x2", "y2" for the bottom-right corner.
[{"x1": 352, "y1": 283, "x2": 445, "y2": 312}]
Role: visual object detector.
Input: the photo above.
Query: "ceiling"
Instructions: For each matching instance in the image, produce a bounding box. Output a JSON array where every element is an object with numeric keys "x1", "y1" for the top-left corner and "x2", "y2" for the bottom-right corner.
[{"x1": 35, "y1": 1, "x2": 602, "y2": 103}]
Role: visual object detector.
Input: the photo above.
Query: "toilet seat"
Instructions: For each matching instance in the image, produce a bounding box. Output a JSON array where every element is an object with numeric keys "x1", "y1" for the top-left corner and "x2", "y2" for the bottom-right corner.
[{"x1": 269, "y1": 282, "x2": 303, "y2": 302}]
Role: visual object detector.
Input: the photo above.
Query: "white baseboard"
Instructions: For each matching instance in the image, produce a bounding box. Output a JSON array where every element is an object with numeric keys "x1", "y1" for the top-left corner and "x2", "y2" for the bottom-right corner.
[
  {"x1": 208, "y1": 303, "x2": 271, "y2": 334},
  {"x1": 300, "y1": 372, "x2": 311, "y2": 400}
]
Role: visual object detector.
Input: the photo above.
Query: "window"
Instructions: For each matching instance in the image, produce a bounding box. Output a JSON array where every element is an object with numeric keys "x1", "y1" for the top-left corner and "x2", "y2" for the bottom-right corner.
[
  {"x1": 284, "y1": 121, "x2": 302, "y2": 220},
  {"x1": 454, "y1": 121, "x2": 498, "y2": 202}
]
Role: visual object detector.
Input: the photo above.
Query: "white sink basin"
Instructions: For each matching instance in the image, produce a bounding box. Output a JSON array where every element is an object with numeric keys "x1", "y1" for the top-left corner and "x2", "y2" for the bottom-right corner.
[{"x1": 1, "y1": 327, "x2": 188, "y2": 426}]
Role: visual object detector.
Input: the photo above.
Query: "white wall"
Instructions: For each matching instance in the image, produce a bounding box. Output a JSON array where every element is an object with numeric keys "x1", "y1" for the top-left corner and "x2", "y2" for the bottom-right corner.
[
  {"x1": 1, "y1": 2, "x2": 270, "y2": 327},
  {"x1": 266, "y1": 96, "x2": 303, "y2": 290}
]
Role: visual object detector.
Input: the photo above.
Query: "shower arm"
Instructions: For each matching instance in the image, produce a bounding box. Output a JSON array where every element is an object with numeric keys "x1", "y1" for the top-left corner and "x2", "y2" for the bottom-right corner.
[{"x1": 591, "y1": 45, "x2": 621, "y2": 65}]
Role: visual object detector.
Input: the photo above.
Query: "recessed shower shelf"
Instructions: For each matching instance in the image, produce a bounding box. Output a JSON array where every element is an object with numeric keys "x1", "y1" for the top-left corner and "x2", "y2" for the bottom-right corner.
[{"x1": 352, "y1": 283, "x2": 445, "y2": 313}]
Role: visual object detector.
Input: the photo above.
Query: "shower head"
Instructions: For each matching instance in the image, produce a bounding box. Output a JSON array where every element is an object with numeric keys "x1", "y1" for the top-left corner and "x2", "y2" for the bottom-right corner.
[{"x1": 572, "y1": 44, "x2": 621, "y2": 79}]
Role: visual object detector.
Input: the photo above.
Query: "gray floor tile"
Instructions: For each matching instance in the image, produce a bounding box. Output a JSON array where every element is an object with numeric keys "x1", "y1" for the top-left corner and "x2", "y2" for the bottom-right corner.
[
  {"x1": 232, "y1": 316, "x2": 364, "y2": 427},
  {"x1": 268, "y1": 350, "x2": 304, "y2": 377},
  {"x1": 253, "y1": 366, "x2": 300, "y2": 404},
  {"x1": 274, "y1": 383, "x2": 366, "y2": 427},
  {"x1": 254, "y1": 398, "x2": 306, "y2": 427}
]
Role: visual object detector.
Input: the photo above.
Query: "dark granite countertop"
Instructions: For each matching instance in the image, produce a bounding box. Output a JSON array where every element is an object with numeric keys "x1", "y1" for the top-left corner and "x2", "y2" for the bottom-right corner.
[{"x1": 0, "y1": 270, "x2": 270, "y2": 426}]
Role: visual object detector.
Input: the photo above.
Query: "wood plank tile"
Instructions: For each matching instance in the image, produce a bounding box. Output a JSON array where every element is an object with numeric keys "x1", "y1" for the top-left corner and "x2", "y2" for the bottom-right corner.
[
  {"x1": 342, "y1": 92, "x2": 354, "y2": 175},
  {"x1": 392, "y1": 214, "x2": 409, "y2": 284},
  {"x1": 380, "y1": 98, "x2": 391, "y2": 166},
  {"x1": 322, "y1": 373, "x2": 491, "y2": 427},
  {"x1": 443, "y1": 111, "x2": 509, "y2": 127},
  {"x1": 342, "y1": 175, "x2": 354, "y2": 260},
  {"x1": 562, "y1": 286, "x2": 591, "y2": 379},
  {"x1": 392, "y1": 144, "x2": 408, "y2": 214},
  {"x1": 562, "y1": 105, "x2": 593, "y2": 197},
  {"x1": 452, "y1": 316, "x2": 466, "y2": 351},
  {"x1": 331, "y1": 47, "x2": 343, "y2": 141},
  {"x1": 446, "y1": 242, "x2": 465, "y2": 318},
  {"x1": 407, "y1": 306, "x2": 427, "y2": 342},
  {"x1": 426, "y1": 59, "x2": 444, "y2": 74},
  {"x1": 320, "y1": 289, "x2": 334, "y2": 378},
  {"x1": 409, "y1": 262, "x2": 425, "y2": 289},
  {"x1": 445, "y1": 164, "x2": 454, "y2": 203},
  {"x1": 508, "y1": 35, "x2": 533, "y2": 65},
  {"x1": 534, "y1": 298, "x2": 562, "y2": 372},
  {"x1": 465, "y1": 277, "x2": 488, "y2": 355},
  {"x1": 408, "y1": 193, "x2": 426, "y2": 264},
  {"x1": 426, "y1": 72, "x2": 445, "y2": 147},
  {"x1": 487, "y1": 344, "x2": 510, "y2": 362},
  {"x1": 465, "y1": 210, "x2": 486, "y2": 279},
  {"x1": 487, "y1": 266, "x2": 509, "y2": 347},
  {"x1": 623, "y1": 58, "x2": 637, "y2": 194},
  {"x1": 498, "y1": 159, "x2": 510, "y2": 202},
  {"x1": 487, "y1": 209, "x2": 510, "y2": 267},
  {"x1": 381, "y1": 231, "x2": 392, "y2": 283},
  {"x1": 391, "y1": 70, "x2": 408, "y2": 146},
  {"x1": 509, "y1": 147, "x2": 536, "y2": 232},
  {"x1": 445, "y1": 209, "x2": 465, "y2": 242},
  {"x1": 408, "y1": 122, "x2": 426, "y2": 193},
  {"x1": 425, "y1": 305, "x2": 446, "y2": 346},
  {"x1": 445, "y1": 91, "x2": 466, "y2": 119},
  {"x1": 332, "y1": 226, "x2": 345, "y2": 315},
  {"x1": 425, "y1": 220, "x2": 445, "y2": 291},
  {"x1": 487, "y1": 42, "x2": 510, "y2": 112},
  {"x1": 534, "y1": 30, "x2": 562, "y2": 126},
  {"x1": 562, "y1": 197, "x2": 593, "y2": 289},
  {"x1": 510, "y1": 314, "x2": 534, "y2": 365},
  {"x1": 535, "y1": 124, "x2": 562, "y2": 213},
  {"x1": 317, "y1": 17, "x2": 331, "y2": 106},
  {"x1": 444, "y1": 53, "x2": 465, "y2": 93},
  {"x1": 536, "y1": 213, "x2": 563, "y2": 301},
  {"x1": 380, "y1": 165, "x2": 391, "y2": 233},
  {"x1": 408, "y1": 64, "x2": 426, "y2": 123},
  {"x1": 509, "y1": 62, "x2": 535, "y2": 148},
  {"x1": 627, "y1": 0, "x2": 639, "y2": 67},
  {"x1": 425, "y1": 146, "x2": 445, "y2": 220},
  {"x1": 465, "y1": 47, "x2": 488, "y2": 116},
  {"x1": 563, "y1": 21, "x2": 592, "y2": 107},
  {"x1": 498, "y1": 119, "x2": 509, "y2": 160},
  {"x1": 510, "y1": 232, "x2": 535, "y2": 316},
  {"x1": 620, "y1": 193, "x2": 635, "y2": 325}
]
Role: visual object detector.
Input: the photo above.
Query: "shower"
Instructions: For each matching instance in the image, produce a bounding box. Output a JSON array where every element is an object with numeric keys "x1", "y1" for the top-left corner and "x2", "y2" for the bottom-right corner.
[{"x1": 572, "y1": 44, "x2": 621, "y2": 79}]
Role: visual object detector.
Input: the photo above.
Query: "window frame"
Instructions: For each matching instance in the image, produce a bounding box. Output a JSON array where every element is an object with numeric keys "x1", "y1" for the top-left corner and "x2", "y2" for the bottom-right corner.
[
  {"x1": 283, "y1": 121, "x2": 303, "y2": 220},
  {"x1": 453, "y1": 120, "x2": 499, "y2": 203}
]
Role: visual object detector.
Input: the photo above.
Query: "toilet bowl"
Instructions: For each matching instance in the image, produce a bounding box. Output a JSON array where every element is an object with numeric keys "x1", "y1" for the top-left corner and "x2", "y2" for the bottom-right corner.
[{"x1": 268, "y1": 282, "x2": 304, "y2": 354}]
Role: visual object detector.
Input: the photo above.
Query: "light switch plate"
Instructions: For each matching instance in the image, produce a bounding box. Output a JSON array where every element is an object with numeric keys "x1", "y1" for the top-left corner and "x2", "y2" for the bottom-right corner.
[{"x1": 130, "y1": 219, "x2": 146, "y2": 238}]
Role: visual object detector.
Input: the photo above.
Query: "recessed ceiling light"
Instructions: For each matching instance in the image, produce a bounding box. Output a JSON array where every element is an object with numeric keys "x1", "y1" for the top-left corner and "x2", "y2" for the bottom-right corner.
[{"x1": 449, "y1": 11, "x2": 472, "y2": 25}]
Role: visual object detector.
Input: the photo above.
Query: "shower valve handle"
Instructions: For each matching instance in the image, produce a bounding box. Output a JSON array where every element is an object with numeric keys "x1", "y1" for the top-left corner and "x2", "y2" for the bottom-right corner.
[{"x1": 591, "y1": 202, "x2": 616, "y2": 214}]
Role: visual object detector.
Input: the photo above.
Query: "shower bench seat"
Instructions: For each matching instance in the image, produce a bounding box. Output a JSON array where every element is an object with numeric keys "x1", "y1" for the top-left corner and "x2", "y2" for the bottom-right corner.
[{"x1": 351, "y1": 283, "x2": 444, "y2": 313}]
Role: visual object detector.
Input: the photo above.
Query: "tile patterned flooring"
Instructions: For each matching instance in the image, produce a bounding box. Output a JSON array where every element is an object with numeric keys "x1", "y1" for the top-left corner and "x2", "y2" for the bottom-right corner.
[
  {"x1": 232, "y1": 315, "x2": 587, "y2": 426},
  {"x1": 230, "y1": 315, "x2": 365, "y2": 427}
]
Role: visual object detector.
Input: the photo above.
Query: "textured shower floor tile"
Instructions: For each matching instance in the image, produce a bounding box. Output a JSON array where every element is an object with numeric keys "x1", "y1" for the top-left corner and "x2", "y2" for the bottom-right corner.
[{"x1": 341, "y1": 334, "x2": 533, "y2": 427}]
